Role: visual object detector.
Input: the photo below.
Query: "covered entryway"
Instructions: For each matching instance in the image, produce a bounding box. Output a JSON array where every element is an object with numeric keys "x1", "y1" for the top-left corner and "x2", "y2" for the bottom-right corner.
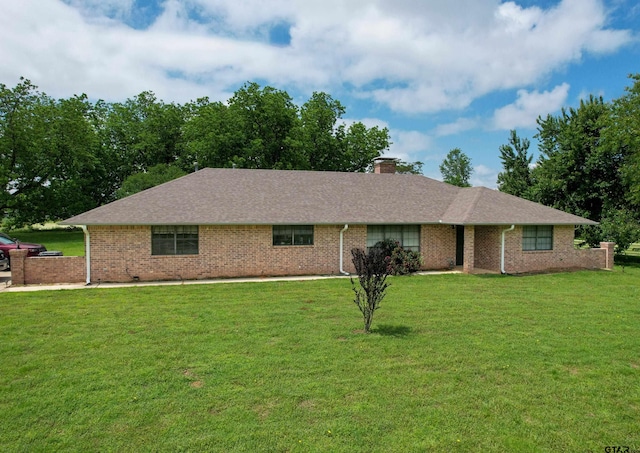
[{"x1": 455, "y1": 225, "x2": 464, "y2": 266}]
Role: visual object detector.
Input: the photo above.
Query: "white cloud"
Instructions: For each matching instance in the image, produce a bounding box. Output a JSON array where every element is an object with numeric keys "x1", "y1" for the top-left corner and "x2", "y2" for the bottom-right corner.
[
  {"x1": 433, "y1": 118, "x2": 478, "y2": 137},
  {"x1": 492, "y1": 83, "x2": 570, "y2": 130},
  {"x1": 387, "y1": 130, "x2": 433, "y2": 163},
  {"x1": 343, "y1": 117, "x2": 432, "y2": 164},
  {"x1": 471, "y1": 164, "x2": 499, "y2": 189},
  {"x1": 0, "y1": 0, "x2": 632, "y2": 111}
]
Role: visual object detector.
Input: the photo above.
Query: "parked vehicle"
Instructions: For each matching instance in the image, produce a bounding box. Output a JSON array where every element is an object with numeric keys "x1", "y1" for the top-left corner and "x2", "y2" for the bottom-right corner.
[
  {"x1": 0, "y1": 233, "x2": 47, "y2": 265},
  {"x1": 0, "y1": 250, "x2": 8, "y2": 271}
]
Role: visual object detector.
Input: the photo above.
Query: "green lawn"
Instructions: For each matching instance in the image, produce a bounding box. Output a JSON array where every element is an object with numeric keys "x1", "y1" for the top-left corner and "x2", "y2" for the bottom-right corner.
[
  {"x1": 1, "y1": 269, "x2": 639, "y2": 452},
  {"x1": 2, "y1": 229, "x2": 85, "y2": 256}
]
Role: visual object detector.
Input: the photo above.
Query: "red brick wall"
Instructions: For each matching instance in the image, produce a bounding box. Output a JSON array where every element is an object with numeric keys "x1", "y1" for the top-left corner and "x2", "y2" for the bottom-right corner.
[
  {"x1": 12, "y1": 224, "x2": 609, "y2": 285},
  {"x1": 475, "y1": 226, "x2": 502, "y2": 271},
  {"x1": 88, "y1": 224, "x2": 467, "y2": 283},
  {"x1": 9, "y1": 249, "x2": 86, "y2": 285},
  {"x1": 502, "y1": 225, "x2": 610, "y2": 273},
  {"x1": 88, "y1": 225, "x2": 371, "y2": 283},
  {"x1": 421, "y1": 225, "x2": 457, "y2": 269},
  {"x1": 24, "y1": 256, "x2": 86, "y2": 284}
]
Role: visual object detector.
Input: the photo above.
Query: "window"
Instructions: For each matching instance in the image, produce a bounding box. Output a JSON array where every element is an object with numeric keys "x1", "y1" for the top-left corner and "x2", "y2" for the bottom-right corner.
[
  {"x1": 273, "y1": 225, "x2": 314, "y2": 246},
  {"x1": 367, "y1": 225, "x2": 420, "y2": 251},
  {"x1": 522, "y1": 226, "x2": 553, "y2": 251},
  {"x1": 151, "y1": 226, "x2": 199, "y2": 255}
]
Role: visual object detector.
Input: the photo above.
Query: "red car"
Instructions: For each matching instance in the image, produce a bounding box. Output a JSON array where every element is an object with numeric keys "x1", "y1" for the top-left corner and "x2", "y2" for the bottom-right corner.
[{"x1": 0, "y1": 233, "x2": 47, "y2": 265}]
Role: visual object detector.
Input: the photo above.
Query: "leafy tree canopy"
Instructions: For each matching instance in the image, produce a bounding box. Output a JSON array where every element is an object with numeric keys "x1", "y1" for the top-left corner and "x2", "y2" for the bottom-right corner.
[
  {"x1": 440, "y1": 148, "x2": 472, "y2": 187},
  {"x1": 395, "y1": 160, "x2": 424, "y2": 174},
  {"x1": 116, "y1": 164, "x2": 187, "y2": 199}
]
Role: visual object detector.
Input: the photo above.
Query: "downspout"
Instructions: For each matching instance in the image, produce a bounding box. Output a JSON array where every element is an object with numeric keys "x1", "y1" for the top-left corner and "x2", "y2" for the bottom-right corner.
[
  {"x1": 339, "y1": 224, "x2": 349, "y2": 275},
  {"x1": 81, "y1": 225, "x2": 91, "y2": 285},
  {"x1": 501, "y1": 225, "x2": 515, "y2": 274}
]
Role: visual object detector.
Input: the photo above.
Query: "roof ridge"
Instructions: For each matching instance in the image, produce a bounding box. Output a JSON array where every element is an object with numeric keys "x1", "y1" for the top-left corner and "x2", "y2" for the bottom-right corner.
[{"x1": 452, "y1": 186, "x2": 484, "y2": 224}]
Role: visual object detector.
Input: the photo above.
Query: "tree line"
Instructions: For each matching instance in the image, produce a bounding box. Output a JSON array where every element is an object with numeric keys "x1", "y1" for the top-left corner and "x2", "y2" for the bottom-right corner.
[{"x1": 0, "y1": 79, "x2": 393, "y2": 227}]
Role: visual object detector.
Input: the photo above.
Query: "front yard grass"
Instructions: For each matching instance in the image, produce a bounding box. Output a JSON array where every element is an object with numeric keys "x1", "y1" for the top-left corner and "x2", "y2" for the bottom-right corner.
[{"x1": 1, "y1": 269, "x2": 639, "y2": 451}]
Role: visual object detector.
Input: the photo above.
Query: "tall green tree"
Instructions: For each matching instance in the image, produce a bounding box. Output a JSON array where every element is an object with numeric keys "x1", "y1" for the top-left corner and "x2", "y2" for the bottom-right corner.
[
  {"x1": 104, "y1": 91, "x2": 185, "y2": 187},
  {"x1": 601, "y1": 73, "x2": 640, "y2": 207},
  {"x1": 497, "y1": 130, "x2": 533, "y2": 198},
  {"x1": 531, "y1": 95, "x2": 626, "y2": 223},
  {"x1": 299, "y1": 92, "x2": 345, "y2": 171},
  {"x1": 0, "y1": 78, "x2": 52, "y2": 221},
  {"x1": 440, "y1": 148, "x2": 472, "y2": 187},
  {"x1": 0, "y1": 80, "x2": 103, "y2": 225},
  {"x1": 38, "y1": 94, "x2": 104, "y2": 222},
  {"x1": 226, "y1": 82, "x2": 303, "y2": 169},
  {"x1": 181, "y1": 98, "x2": 246, "y2": 170}
]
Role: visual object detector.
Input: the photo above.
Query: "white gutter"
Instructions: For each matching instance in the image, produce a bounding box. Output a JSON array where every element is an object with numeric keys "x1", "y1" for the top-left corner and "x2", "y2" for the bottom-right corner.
[
  {"x1": 501, "y1": 225, "x2": 515, "y2": 274},
  {"x1": 81, "y1": 225, "x2": 91, "y2": 285},
  {"x1": 339, "y1": 224, "x2": 349, "y2": 275}
]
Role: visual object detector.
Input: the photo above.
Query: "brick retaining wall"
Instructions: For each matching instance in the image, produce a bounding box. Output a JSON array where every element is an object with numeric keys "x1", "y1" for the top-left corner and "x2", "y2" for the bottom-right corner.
[{"x1": 9, "y1": 249, "x2": 86, "y2": 285}]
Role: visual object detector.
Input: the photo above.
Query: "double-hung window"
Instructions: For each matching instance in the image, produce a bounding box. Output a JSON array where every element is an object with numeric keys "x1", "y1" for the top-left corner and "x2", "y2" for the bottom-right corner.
[
  {"x1": 367, "y1": 225, "x2": 420, "y2": 251},
  {"x1": 273, "y1": 225, "x2": 314, "y2": 246},
  {"x1": 151, "y1": 226, "x2": 199, "y2": 255},
  {"x1": 522, "y1": 225, "x2": 553, "y2": 251}
]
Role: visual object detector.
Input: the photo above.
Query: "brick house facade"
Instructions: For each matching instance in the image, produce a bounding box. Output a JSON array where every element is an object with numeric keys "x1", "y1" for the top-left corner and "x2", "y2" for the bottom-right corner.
[
  {"x1": 86, "y1": 224, "x2": 460, "y2": 283},
  {"x1": 45, "y1": 164, "x2": 613, "y2": 286},
  {"x1": 10, "y1": 224, "x2": 613, "y2": 286}
]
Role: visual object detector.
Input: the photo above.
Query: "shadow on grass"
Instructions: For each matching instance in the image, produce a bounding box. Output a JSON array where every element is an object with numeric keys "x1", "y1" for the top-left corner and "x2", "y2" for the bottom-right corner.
[
  {"x1": 372, "y1": 324, "x2": 412, "y2": 337},
  {"x1": 616, "y1": 255, "x2": 640, "y2": 269}
]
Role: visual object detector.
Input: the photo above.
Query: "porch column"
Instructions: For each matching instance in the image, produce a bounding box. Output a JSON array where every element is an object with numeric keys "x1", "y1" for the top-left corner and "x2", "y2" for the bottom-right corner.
[{"x1": 463, "y1": 225, "x2": 475, "y2": 273}]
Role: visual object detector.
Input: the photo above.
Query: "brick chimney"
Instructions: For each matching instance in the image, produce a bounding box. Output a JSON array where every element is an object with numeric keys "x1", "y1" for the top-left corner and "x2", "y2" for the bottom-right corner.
[{"x1": 373, "y1": 157, "x2": 397, "y2": 174}]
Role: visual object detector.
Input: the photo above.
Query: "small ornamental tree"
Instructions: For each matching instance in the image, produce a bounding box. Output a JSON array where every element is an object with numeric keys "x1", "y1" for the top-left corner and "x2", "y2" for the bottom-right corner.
[{"x1": 350, "y1": 247, "x2": 392, "y2": 333}]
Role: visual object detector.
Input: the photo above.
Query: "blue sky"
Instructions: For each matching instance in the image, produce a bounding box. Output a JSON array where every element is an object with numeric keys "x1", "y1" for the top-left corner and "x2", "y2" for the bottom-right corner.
[{"x1": 1, "y1": 0, "x2": 639, "y2": 186}]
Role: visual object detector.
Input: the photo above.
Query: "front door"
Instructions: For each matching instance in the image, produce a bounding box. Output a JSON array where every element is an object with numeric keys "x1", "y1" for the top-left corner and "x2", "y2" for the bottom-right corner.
[{"x1": 455, "y1": 225, "x2": 464, "y2": 266}]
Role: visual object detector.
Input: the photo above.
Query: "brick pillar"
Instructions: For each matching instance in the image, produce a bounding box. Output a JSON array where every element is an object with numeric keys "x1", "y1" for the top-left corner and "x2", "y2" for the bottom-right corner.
[
  {"x1": 9, "y1": 249, "x2": 29, "y2": 286},
  {"x1": 463, "y1": 225, "x2": 475, "y2": 273},
  {"x1": 600, "y1": 242, "x2": 615, "y2": 270}
]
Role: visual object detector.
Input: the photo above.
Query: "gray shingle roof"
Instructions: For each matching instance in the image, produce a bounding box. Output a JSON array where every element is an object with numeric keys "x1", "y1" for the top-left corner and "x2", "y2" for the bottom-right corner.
[{"x1": 61, "y1": 168, "x2": 596, "y2": 226}]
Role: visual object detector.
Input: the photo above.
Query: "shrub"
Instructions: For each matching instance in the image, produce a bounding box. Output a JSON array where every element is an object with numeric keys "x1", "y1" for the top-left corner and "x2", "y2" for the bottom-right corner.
[{"x1": 374, "y1": 238, "x2": 423, "y2": 275}]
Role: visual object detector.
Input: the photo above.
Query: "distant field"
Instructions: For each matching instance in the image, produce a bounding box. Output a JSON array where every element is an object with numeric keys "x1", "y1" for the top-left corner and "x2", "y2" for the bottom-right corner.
[
  {"x1": 627, "y1": 242, "x2": 640, "y2": 257},
  {"x1": 1, "y1": 270, "x2": 638, "y2": 451}
]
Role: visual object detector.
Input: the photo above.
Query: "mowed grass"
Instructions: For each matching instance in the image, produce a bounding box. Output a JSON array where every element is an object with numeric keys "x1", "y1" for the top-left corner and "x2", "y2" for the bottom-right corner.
[
  {"x1": 1, "y1": 269, "x2": 639, "y2": 452},
  {"x1": 3, "y1": 229, "x2": 85, "y2": 256}
]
